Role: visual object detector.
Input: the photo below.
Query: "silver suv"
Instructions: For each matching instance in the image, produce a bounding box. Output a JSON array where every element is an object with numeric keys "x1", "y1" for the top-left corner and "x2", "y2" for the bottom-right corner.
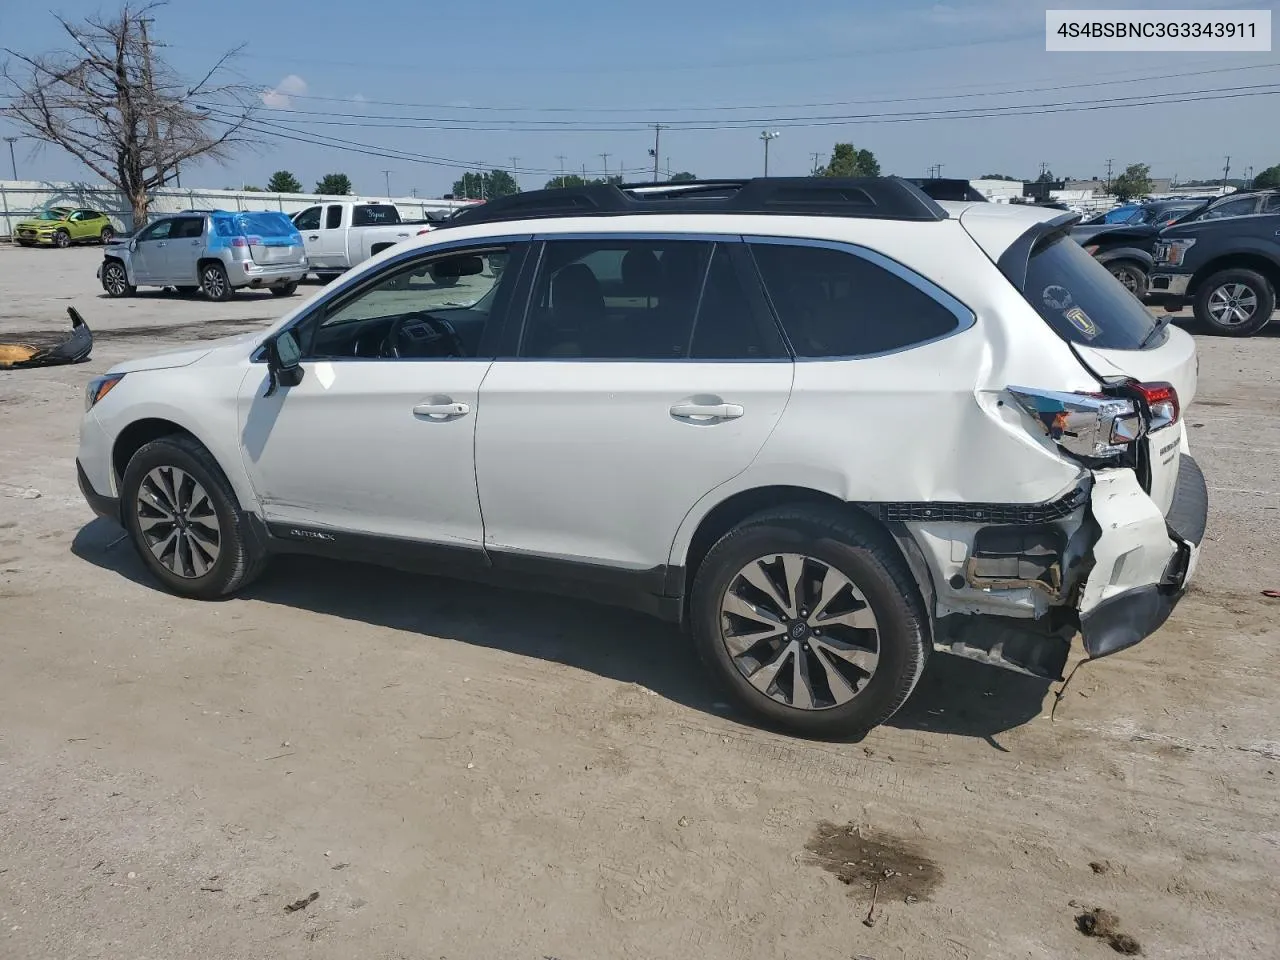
[{"x1": 98, "y1": 210, "x2": 308, "y2": 301}]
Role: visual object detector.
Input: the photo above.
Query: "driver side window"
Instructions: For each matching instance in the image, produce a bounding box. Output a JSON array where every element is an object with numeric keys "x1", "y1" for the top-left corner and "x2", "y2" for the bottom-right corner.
[{"x1": 303, "y1": 245, "x2": 520, "y2": 361}]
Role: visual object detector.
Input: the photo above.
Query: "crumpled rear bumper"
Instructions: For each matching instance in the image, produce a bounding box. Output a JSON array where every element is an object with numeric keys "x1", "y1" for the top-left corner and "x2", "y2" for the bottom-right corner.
[{"x1": 1078, "y1": 456, "x2": 1207, "y2": 659}]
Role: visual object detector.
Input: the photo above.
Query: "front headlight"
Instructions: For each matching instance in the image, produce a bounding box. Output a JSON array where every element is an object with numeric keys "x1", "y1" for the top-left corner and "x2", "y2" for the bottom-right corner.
[
  {"x1": 85, "y1": 373, "x2": 125, "y2": 410},
  {"x1": 1160, "y1": 238, "x2": 1197, "y2": 266}
]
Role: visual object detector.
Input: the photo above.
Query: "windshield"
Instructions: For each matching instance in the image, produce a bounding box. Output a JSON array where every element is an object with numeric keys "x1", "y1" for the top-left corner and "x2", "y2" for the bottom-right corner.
[
  {"x1": 38, "y1": 209, "x2": 71, "y2": 221},
  {"x1": 1020, "y1": 234, "x2": 1157, "y2": 350},
  {"x1": 352, "y1": 204, "x2": 402, "y2": 226}
]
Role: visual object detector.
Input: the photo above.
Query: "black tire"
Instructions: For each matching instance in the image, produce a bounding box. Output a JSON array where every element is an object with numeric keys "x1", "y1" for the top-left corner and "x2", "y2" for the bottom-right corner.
[
  {"x1": 690, "y1": 505, "x2": 929, "y2": 739},
  {"x1": 1106, "y1": 260, "x2": 1148, "y2": 299},
  {"x1": 121, "y1": 435, "x2": 267, "y2": 600},
  {"x1": 200, "y1": 261, "x2": 234, "y2": 301},
  {"x1": 175, "y1": 285, "x2": 199, "y2": 296},
  {"x1": 270, "y1": 281, "x2": 299, "y2": 297},
  {"x1": 101, "y1": 259, "x2": 136, "y2": 297},
  {"x1": 54, "y1": 229, "x2": 71, "y2": 249},
  {"x1": 1193, "y1": 268, "x2": 1275, "y2": 337},
  {"x1": 100, "y1": 226, "x2": 115, "y2": 244}
]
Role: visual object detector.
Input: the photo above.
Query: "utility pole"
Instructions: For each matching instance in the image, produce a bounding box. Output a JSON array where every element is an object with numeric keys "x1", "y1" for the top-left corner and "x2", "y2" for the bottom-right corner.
[
  {"x1": 410, "y1": 187, "x2": 417, "y2": 198},
  {"x1": 1246, "y1": 165, "x2": 1254, "y2": 188},
  {"x1": 760, "y1": 130, "x2": 780, "y2": 176},
  {"x1": 1104, "y1": 158, "x2": 1114, "y2": 193},
  {"x1": 509, "y1": 156, "x2": 520, "y2": 190},
  {"x1": 1222, "y1": 155, "x2": 1231, "y2": 192},
  {"x1": 582, "y1": 163, "x2": 588, "y2": 184},
  {"x1": 1039, "y1": 161, "x2": 1048, "y2": 179},
  {"x1": 599, "y1": 153, "x2": 610, "y2": 180},
  {"x1": 4, "y1": 137, "x2": 17, "y2": 180},
  {"x1": 935, "y1": 163, "x2": 944, "y2": 179},
  {"x1": 810, "y1": 151, "x2": 822, "y2": 176},
  {"x1": 381, "y1": 169, "x2": 392, "y2": 196},
  {"x1": 649, "y1": 124, "x2": 665, "y2": 183}
]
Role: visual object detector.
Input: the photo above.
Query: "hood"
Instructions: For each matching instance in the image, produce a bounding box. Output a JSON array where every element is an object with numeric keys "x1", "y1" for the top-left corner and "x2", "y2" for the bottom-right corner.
[
  {"x1": 16, "y1": 218, "x2": 66, "y2": 229},
  {"x1": 106, "y1": 330, "x2": 262, "y2": 375}
]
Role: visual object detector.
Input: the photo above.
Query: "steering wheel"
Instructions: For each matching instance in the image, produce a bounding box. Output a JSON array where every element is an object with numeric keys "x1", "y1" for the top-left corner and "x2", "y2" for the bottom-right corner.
[{"x1": 382, "y1": 312, "x2": 467, "y2": 359}]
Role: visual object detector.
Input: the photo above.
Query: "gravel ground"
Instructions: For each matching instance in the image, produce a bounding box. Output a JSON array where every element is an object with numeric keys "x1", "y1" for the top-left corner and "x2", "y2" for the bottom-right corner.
[{"x1": 2, "y1": 244, "x2": 1279, "y2": 960}]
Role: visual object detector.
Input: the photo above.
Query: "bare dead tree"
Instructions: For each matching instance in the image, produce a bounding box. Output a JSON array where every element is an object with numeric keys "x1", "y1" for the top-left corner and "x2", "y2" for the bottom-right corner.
[{"x1": 1, "y1": 2, "x2": 258, "y2": 226}]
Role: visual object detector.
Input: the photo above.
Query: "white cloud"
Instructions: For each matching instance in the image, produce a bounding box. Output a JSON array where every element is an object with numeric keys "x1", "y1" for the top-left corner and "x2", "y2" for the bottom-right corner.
[{"x1": 261, "y1": 74, "x2": 308, "y2": 109}]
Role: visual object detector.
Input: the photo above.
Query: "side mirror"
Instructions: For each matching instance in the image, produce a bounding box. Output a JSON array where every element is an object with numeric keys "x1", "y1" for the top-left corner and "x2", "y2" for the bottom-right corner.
[{"x1": 264, "y1": 330, "x2": 304, "y2": 396}]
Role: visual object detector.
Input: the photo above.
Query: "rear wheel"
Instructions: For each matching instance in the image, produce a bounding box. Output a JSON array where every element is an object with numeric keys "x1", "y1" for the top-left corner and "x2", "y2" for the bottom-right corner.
[
  {"x1": 200, "y1": 261, "x2": 233, "y2": 301},
  {"x1": 270, "y1": 281, "x2": 299, "y2": 297},
  {"x1": 690, "y1": 505, "x2": 928, "y2": 738},
  {"x1": 101, "y1": 260, "x2": 135, "y2": 297},
  {"x1": 100, "y1": 226, "x2": 115, "y2": 244},
  {"x1": 1194, "y1": 268, "x2": 1275, "y2": 336},
  {"x1": 1106, "y1": 260, "x2": 1148, "y2": 299},
  {"x1": 121, "y1": 435, "x2": 267, "y2": 599},
  {"x1": 54, "y1": 229, "x2": 71, "y2": 249}
]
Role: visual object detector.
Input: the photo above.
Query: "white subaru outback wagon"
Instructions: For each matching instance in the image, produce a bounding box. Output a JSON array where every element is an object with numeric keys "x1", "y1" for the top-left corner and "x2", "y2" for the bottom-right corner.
[{"x1": 77, "y1": 178, "x2": 1207, "y2": 738}]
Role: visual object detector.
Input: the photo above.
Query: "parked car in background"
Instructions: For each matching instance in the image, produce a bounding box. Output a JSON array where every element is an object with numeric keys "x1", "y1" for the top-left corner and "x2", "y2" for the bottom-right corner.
[
  {"x1": 1085, "y1": 203, "x2": 1142, "y2": 225},
  {"x1": 76, "y1": 177, "x2": 1206, "y2": 738},
  {"x1": 14, "y1": 207, "x2": 115, "y2": 247},
  {"x1": 1072, "y1": 200, "x2": 1219, "y2": 295},
  {"x1": 1148, "y1": 208, "x2": 1280, "y2": 335},
  {"x1": 98, "y1": 210, "x2": 307, "y2": 301},
  {"x1": 1190, "y1": 189, "x2": 1280, "y2": 222},
  {"x1": 291, "y1": 201, "x2": 434, "y2": 281}
]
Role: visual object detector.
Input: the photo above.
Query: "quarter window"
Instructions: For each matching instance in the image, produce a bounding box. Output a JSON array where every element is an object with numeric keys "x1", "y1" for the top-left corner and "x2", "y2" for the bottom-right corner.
[
  {"x1": 325, "y1": 205, "x2": 344, "y2": 229},
  {"x1": 750, "y1": 242, "x2": 963, "y2": 357}
]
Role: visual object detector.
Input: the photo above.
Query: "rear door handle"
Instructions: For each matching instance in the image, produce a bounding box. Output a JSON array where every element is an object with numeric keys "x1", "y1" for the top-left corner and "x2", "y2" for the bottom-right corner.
[
  {"x1": 413, "y1": 401, "x2": 470, "y2": 419},
  {"x1": 670, "y1": 402, "x2": 744, "y2": 421}
]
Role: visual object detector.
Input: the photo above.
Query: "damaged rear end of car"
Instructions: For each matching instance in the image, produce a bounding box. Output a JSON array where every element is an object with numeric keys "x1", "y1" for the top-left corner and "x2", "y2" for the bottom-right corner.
[{"x1": 916, "y1": 205, "x2": 1207, "y2": 682}]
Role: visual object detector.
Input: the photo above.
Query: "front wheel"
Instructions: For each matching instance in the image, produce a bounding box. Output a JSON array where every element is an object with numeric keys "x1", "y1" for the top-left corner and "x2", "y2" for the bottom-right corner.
[
  {"x1": 101, "y1": 260, "x2": 136, "y2": 297},
  {"x1": 1194, "y1": 269, "x2": 1275, "y2": 336},
  {"x1": 690, "y1": 505, "x2": 928, "y2": 739},
  {"x1": 54, "y1": 229, "x2": 71, "y2": 249},
  {"x1": 1106, "y1": 260, "x2": 1148, "y2": 299},
  {"x1": 270, "y1": 281, "x2": 299, "y2": 297},
  {"x1": 121, "y1": 435, "x2": 267, "y2": 599},
  {"x1": 200, "y1": 262, "x2": 233, "y2": 301}
]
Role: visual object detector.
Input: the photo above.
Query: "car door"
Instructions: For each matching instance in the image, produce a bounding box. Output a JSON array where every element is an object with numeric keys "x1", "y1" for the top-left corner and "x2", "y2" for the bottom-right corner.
[
  {"x1": 66, "y1": 210, "x2": 89, "y2": 241},
  {"x1": 161, "y1": 215, "x2": 205, "y2": 283},
  {"x1": 237, "y1": 238, "x2": 529, "y2": 550},
  {"x1": 474, "y1": 235, "x2": 793, "y2": 580},
  {"x1": 130, "y1": 219, "x2": 174, "y2": 283},
  {"x1": 317, "y1": 204, "x2": 348, "y2": 268},
  {"x1": 294, "y1": 206, "x2": 323, "y2": 264}
]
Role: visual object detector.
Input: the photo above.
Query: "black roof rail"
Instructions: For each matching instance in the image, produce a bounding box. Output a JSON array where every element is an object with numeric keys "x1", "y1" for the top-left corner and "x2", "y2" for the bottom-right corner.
[{"x1": 439, "y1": 177, "x2": 947, "y2": 229}]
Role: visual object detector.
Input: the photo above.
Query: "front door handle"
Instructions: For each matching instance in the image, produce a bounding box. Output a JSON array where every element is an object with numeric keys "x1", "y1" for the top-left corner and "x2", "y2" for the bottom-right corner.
[
  {"x1": 670, "y1": 402, "x2": 744, "y2": 421},
  {"x1": 308, "y1": 234, "x2": 320, "y2": 240},
  {"x1": 413, "y1": 400, "x2": 471, "y2": 419}
]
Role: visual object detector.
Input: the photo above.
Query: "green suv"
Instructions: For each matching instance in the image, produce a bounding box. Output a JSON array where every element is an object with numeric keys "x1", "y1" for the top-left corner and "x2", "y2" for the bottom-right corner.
[{"x1": 14, "y1": 207, "x2": 116, "y2": 248}]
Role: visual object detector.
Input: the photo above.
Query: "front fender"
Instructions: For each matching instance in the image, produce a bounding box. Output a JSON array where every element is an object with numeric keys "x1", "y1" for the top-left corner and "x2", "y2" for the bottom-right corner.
[{"x1": 1094, "y1": 246, "x2": 1153, "y2": 271}]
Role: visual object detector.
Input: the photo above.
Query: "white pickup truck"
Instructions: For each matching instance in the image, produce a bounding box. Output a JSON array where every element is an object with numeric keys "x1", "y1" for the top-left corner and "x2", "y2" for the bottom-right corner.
[{"x1": 291, "y1": 201, "x2": 436, "y2": 281}]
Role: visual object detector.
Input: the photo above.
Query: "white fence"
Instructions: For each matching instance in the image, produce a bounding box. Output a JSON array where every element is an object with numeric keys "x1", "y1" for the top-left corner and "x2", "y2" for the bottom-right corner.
[{"x1": 0, "y1": 180, "x2": 473, "y2": 238}]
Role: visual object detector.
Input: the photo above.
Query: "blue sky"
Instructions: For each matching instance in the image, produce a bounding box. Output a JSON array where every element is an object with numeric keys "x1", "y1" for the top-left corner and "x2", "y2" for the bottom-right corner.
[{"x1": 2, "y1": 0, "x2": 1277, "y2": 195}]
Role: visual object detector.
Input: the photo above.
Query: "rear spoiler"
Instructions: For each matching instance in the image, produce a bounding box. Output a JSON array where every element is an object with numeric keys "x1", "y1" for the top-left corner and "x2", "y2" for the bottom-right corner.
[{"x1": 995, "y1": 212, "x2": 1081, "y2": 290}]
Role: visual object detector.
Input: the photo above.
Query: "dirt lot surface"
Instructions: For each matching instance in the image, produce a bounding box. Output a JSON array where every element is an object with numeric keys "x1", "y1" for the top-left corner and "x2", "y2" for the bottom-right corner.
[{"x1": 2, "y1": 245, "x2": 1279, "y2": 959}]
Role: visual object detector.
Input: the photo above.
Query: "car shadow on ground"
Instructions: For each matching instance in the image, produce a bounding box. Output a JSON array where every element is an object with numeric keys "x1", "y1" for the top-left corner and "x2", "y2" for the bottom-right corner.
[{"x1": 71, "y1": 518, "x2": 1051, "y2": 747}]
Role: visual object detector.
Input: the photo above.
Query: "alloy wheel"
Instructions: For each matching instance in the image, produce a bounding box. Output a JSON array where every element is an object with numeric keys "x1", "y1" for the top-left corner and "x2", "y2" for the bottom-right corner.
[
  {"x1": 1207, "y1": 283, "x2": 1258, "y2": 326},
  {"x1": 101, "y1": 227, "x2": 114, "y2": 244},
  {"x1": 203, "y1": 266, "x2": 227, "y2": 299},
  {"x1": 103, "y1": 263, "x2": 128, "y2": 296},
  {"x1": 55, "y1": 230, "x2": 70, "y2": 248},
  {"x1": 134, "y1": 465, "x2": 222, "y2": 578},
  {"x1": 1110, "y1": 266, "x2": 1139, "y2": 294},
  {"x1": 719, "y1": 553, "x2": 880, "y2": 711}
]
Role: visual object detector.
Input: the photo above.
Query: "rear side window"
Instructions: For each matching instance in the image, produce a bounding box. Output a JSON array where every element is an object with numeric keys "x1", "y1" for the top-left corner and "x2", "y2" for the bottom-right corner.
[
  {"x1": 171, "y1": 216, "x2": 205, "y2": 239},
  {"x1": 325, "y1": 205, "x2": 343, "y2": 229},
  {"x1": 352, "y1": 204, "x2": 401, "y2": 226},
  {"x1": 1020, "y1": 235, "x2": 1156, "y2": 350},
  {"x1": 750, "y1": 242, "x2": 963, "y2": 358}
]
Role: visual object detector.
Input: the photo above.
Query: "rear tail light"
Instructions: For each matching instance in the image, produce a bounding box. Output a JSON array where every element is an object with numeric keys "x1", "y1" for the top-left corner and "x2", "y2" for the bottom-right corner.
[
  {"x1": 246, "y1": 236, "x2": 263, "y2": 246},
  {"x1": 1131, "y1": 381, "x2": 1179, "y2": 431},
  {"x1": 230, "y1": 236, "x2": 248, "y2": 247},
  {"x1": 1009, "y1": 388, "x2": 1144, "y2": 459},
  {"x1": 1009, "y1": 381, "x2": 1179, "y2": 462}
]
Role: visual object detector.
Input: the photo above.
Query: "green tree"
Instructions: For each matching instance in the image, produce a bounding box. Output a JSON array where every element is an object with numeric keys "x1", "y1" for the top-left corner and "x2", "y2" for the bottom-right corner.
[
  {"x1": 544, "y1": 174, "x2": 588, "y2": 189},
  {"x1": 1112, "y1": 163, "x2": 1153, "y2": 201},
  {"x1": 240, "y1": 184, "x2": 263, "y2": 192},
  {"x1": 1036, "y1": 170, "x2": 1056, "y2": 184},
  {"x1": 669, "y1": 171, "x2": 697, "y2": 182},
  {"x1": 267, "y1": 170, "x2": 303, "y2": 193},
  {"x1": 1253, "y1": 164, "x2": 1280, "y2": 189},
  {"x1": 315, "y1": 173, "x2": 352, "y2": 195},
  {"x1": 980, "y1": 173, "x2": 1020, "y2": 181},
  {"x1": 817, "y1": 143, "x2": 880, "y2": 178},
  {"x1": 451, "y1": 170, "x2": 521, "y2": 200}
]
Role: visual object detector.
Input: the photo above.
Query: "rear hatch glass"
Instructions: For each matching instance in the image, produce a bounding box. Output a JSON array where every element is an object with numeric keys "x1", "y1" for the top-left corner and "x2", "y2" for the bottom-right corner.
[
  {"x1": 233, "y1": 212, "x2": 302, "y2": 263},
  {"x1": 1020, "y1": 235, "x2": 1157, "y2": 349}
]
